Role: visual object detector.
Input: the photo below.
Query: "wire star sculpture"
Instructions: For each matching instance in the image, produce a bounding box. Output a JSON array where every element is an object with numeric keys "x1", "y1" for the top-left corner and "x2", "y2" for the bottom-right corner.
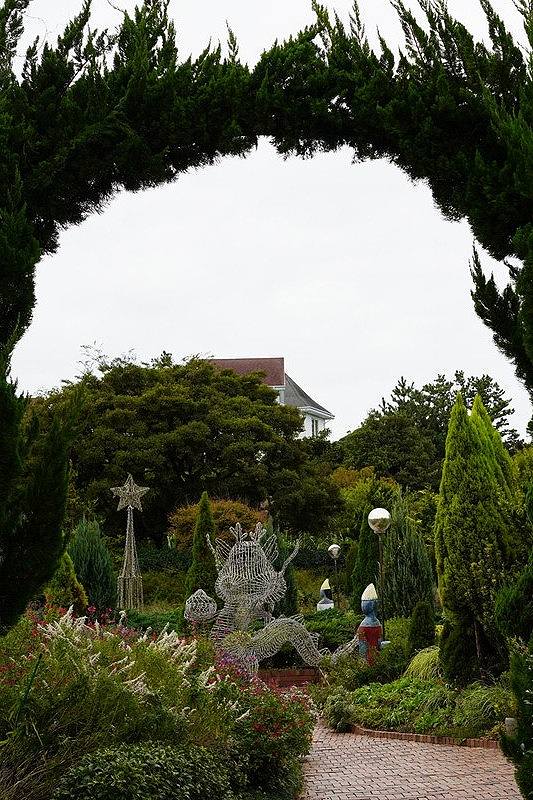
[
  {"x1": 111, "y1": 474, "x2": 149, "y2": 610},
  {"x1": 110, "y1": 473, "x2": 150, "y2": 511}
]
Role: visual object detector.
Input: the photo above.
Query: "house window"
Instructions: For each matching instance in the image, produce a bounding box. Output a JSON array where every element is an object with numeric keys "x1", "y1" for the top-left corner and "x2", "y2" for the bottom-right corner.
[{"x1": 311, "y1": 418, "x2": 319, "y2": 437}]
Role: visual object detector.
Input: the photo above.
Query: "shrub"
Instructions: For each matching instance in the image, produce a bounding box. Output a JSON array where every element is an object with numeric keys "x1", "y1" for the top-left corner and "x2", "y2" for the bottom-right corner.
[
  {"x1": 53, "y1": 743, "x2": 237, "y2": 800},
  {"x1": 439, "y1": 619, "x2": 480, "y2": 686},
  {"x1": 44, "y1": 551, "x2": 87, "y2": 613},
  {"x1": 68, "y1": 519, "x2": 116, "y2": 612},
  {"x1": 322, "y1": 687, "x2": 357, "y2": 732},
  {"x1": 404, "y1": 646, "x2": 443, "y2": 681},
  {"x1": 408, "y1": 599, "x2": 436, "y2": 654}
]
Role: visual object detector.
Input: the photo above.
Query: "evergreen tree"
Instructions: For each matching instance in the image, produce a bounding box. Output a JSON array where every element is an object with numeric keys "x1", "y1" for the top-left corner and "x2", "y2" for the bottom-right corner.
[
  {"x1": 0, "y1": 1, "x2": 256, "y2": 346},
  {"x1": 68, "y1": 518, "x2": 116, "y2": 612},
  {"x1": 344, "y1": 537, "x2": 358, "y2": 598},
  {"x1": 0, "y1": 343, "x2": 81, "y2": 633},
  {"x1": 500, "y1": 649, "x2": 533, "y2": 800},
  {"x1": 434, "y1": 394, "x2": 516, "y2": 680},
  {"x1": 185, "y1": 492, "x2": 218, "y2": 601},
  {"x1": 408, "y1": 599, "x2": 436, "y2": 655},
  {"x1": 494, "y1": 545, "x2": 533, "y2": 646},
  {"x1": 350, "y1": 508, "x2": 379, "y2": 611},
  {"x1": 383, "y1": 494, "x2": 435, "y2": 619},
  {"x1": 350, "y1": 478, "x2": 399, "y2": 610},
  {"x1": 44, "y1": 551, "x2": 88, "y2": 614}
]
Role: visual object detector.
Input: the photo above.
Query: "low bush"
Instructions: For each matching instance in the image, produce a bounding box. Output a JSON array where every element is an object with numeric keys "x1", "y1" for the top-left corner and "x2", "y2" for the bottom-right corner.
[
  {"x1": 404, "y1": 646, "x2": 443, "y2": 681},
  {"x1": 320, "y1": 674, "x2": 515, "y2": 739},
  {"x1": 322, "y1": 687, "x2": 357, "y2": 732},
  {"x1": 53, "y1": 743, "x2": 238, "y2": 800}
]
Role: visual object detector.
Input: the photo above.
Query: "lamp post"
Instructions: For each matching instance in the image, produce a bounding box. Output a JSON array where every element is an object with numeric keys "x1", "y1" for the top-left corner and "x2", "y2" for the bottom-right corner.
[
  {"x1": 328, "y1": 543, "x2": 341, "y2": 608},
  {"x1": 367, "y1": 508, "x2": 390, "y2": 641}
]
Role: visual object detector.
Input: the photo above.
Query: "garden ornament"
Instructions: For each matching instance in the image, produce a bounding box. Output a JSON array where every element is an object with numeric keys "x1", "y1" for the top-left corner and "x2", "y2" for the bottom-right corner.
[
  {"x1": 111, "y1": 474, "x2": 149, "y2": 611},
  {"x1": 317, "y1": 578, "x2": 334, "y2": 611},
  {"x1": 357, "y1": 583, "x2": 384, "y2": 663},
  {"x1": 185, "y1": 522, "x2": 362, "y2": 674}
]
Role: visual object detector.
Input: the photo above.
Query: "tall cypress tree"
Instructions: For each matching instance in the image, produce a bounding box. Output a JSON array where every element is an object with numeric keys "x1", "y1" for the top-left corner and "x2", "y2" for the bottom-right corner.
[
  {"x1": 350, "y1": 479, "x2": 399, "y2": 610},
  {"x1": 0, "y1": 343, "x2": 81, "y2": 633},
  {"x1": 434, "y1": 394, "x2": 514, "y2": 680},
  {"x1": 185, "y1": 492, "x2": 218, "y2": 601},
  {"x1": 383, "y1": 493, "x2": 435, "y2": 619}
]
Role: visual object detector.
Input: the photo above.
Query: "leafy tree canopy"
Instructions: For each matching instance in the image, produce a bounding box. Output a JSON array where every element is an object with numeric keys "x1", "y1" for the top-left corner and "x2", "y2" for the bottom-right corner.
[
  {"x1": 33, "y1": 355, "x2": 341, "y2": 543},
  {"x1": 334, "y1": 371, "x2": 520, "y2": 491}
]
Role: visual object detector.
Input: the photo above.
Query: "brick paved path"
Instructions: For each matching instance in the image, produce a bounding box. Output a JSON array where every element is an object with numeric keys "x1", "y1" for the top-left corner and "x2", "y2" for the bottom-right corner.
[{"x1": 302, "y1": 723, "x2": 522, "y2": 800}]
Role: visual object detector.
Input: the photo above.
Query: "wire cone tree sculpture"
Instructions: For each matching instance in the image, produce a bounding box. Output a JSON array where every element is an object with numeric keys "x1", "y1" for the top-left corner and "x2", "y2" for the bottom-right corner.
[{"x1": 111, "y1": 474, "x2": 149, "y2": 610}]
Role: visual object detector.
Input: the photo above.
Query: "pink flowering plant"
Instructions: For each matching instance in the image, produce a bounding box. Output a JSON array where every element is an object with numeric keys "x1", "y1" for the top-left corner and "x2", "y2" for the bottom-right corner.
[
  {"x1": 0, "y1": 607, "x2": 317, "y2": 800},
  {"x1": 236, "y1": 683, "x2": 316, "y2": 760},
  {"x1": 210, "y1": 660, "x2": 316, "y2": 763}
]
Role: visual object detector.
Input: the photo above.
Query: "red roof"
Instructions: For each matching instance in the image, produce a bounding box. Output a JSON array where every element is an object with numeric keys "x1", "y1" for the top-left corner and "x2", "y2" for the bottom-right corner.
[{"x1": 210, "y1": 358, "x2": 285, "y2": 387}]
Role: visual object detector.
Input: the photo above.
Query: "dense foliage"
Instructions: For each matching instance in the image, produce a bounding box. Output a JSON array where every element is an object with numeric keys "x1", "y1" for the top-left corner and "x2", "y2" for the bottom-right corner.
[
  {"x1": 0, "y1": 347, "x2": 81, "y2": 633},
  {"x1": 34, "y1": 356, "x2": 340, "y2": 542},
  {"x1": 53, "y1": 743, "x2": 241, "y2": 800},
  {"x1": 0, "y1": 607, "x2": 315, "y2": 800},
  {"x1": 335, "y1": 373, "x2": 520, "y2": 491},
  {"x1": 67, "y1": 518, "x2": 116, "y2": 612},
  {"x1": 0, "y1": 0, "x2": 258, "y2": 347}
]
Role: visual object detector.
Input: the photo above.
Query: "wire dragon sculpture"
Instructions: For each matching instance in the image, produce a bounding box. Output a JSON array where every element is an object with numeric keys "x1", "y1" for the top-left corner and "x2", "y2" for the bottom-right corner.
[{"x1": 184, "y1": 522, "x2": 359, "y2": 674}]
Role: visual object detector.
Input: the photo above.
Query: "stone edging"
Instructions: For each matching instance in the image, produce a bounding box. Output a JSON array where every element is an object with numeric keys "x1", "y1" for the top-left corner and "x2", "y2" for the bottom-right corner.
[{"x1": 349, "y1": 723, "x2": 500, "y2": 749}]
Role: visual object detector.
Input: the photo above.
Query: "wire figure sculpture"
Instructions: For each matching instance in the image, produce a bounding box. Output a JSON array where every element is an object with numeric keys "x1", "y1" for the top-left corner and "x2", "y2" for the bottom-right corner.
[
  {"x1": 185, "y1": 522, "x2": 333, "y2": 674},
  {"x1": 111, "y1": 474, "x2": 149, "y2": 610}
]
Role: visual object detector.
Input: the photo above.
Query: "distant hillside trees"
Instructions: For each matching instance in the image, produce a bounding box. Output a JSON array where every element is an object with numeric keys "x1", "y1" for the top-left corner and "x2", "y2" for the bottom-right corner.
[{"x1": 335, "y1": 372, "x2": 520, "y2": 492}]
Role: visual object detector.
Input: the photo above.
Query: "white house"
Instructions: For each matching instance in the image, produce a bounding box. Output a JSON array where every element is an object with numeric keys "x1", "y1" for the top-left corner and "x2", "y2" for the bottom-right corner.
[{"x1": 210, "y1": 357, "x2": 334, "y2": 437}]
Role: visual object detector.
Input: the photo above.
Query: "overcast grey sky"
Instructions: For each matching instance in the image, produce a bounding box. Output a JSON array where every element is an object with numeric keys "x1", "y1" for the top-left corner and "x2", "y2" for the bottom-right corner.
[{"x1": 10, "y1": 0, "x2": 533, "y2": 441}]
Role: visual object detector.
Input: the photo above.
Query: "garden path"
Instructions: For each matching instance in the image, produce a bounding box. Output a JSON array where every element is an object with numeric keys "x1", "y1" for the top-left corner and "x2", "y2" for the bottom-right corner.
[{"x1": 302, "y1": 722, "x2": 522, "y2": 800}]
